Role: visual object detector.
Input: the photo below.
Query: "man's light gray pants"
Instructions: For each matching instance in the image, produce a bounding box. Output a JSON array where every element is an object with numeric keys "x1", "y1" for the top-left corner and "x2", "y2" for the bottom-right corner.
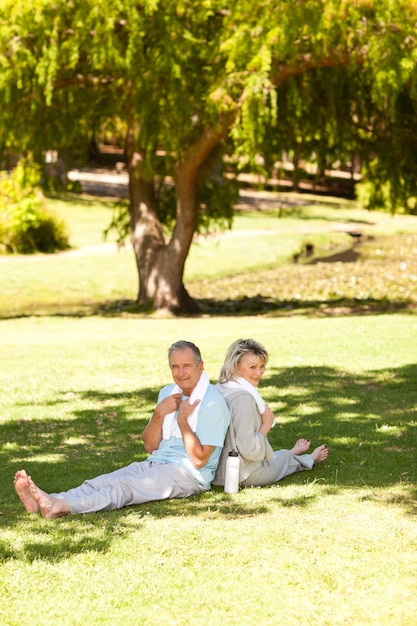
[{"x1": 52, "y1": 461, "x2": 206, "y2": 514}]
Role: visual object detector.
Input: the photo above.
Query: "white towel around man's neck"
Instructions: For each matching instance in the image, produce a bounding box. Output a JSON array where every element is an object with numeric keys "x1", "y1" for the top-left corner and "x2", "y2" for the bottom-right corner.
[
  {"x1": 219, "y1": 377, "x2": 266, "y2": 414},
  {"x1": 162, "y1": 370, "x2": 210, "y2": 440}
]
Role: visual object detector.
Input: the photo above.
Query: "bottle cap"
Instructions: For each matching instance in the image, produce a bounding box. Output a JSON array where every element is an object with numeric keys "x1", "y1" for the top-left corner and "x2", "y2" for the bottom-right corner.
[{"x1": 229, "y1": 450, "x2": 239, "y2": 457}]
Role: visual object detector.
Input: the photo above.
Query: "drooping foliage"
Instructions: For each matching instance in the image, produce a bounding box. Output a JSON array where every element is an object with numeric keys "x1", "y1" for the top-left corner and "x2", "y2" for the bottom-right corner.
[
  {"x1": 1, "y1": 0, "x2": 417, "y2": 308},
  {"x1": 225, "y1": 1, "x2": 417, "y2": 211},
  {"x1": 2, "y1": 1, "x2": 416, "y2": 193}
]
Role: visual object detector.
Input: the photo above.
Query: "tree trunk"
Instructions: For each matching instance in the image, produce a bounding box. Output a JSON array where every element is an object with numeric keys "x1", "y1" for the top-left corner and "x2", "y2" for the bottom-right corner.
[
  {"x1": 127, "y1": 162, "x2": 199, "y2": 312},
  {"x1": 126, "y1": 119, "x2": 230, "y2": 314},
  {"x1": 126, "y1": 146, "x2": 200, "y2": 312}
]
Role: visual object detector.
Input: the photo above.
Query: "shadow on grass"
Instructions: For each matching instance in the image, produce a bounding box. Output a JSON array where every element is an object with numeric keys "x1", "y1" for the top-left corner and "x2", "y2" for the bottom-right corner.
[
  {"x1": 0, "y1": 514, "x2": 136, "y2": 562},
  {"x1": 1, "y1": 363, "x2": 416, "y2": 561},
  {"x1": 0, "y1": 297, "x2": 415, "y2": 321},
  {"x1": 195, "y1": 297, "x2": 415, "y2": 317}
]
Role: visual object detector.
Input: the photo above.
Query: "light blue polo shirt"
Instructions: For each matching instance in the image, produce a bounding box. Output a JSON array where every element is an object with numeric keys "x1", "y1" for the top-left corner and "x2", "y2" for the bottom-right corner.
[{"x1": 147, "y1": 383, "x2": 230, "y2": 489}]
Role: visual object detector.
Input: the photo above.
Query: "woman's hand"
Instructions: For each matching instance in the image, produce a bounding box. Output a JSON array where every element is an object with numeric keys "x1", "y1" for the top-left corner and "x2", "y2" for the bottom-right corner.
[{"x1": 258, "y1": 405, "x2": 276, "y2": 436}]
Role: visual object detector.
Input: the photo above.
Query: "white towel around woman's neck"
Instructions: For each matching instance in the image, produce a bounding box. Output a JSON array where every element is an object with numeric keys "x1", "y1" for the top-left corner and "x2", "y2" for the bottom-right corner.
[
  {"x1": 162, "y1": 370, "x2": 210, "y2": 440},
  {"x1": 219, "y1": 377, "x2": 266, "y2": 414}
]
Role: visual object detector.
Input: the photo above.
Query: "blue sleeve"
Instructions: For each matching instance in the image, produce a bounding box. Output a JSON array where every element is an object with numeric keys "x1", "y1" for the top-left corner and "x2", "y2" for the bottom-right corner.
[{"x1": 157, "y1": 384, "x2": 175, "y2": 403}]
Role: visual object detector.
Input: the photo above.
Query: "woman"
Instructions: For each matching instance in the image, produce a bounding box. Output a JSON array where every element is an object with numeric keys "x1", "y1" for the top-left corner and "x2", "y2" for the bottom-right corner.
[{"x1": 213, "y1": 338, "x2": 328, "y2": 488}]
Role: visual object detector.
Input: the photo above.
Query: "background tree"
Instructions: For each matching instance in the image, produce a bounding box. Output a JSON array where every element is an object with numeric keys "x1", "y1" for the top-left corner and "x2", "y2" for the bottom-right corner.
[{"x1": 1, "y1": 0, "x2": 416, "y2": 312}]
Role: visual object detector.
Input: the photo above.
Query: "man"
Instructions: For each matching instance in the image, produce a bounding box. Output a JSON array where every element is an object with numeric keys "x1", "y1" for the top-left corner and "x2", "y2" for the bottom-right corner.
[{"x1": 14, "y1": 340, "x2": 230, "y2": 518}]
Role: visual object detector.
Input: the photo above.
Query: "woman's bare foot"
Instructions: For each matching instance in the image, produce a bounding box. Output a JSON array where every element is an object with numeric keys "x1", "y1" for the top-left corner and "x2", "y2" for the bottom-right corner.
[
  {"x1": 14, "y1": 470, "x2": 39, "y2": 513},
  {"x1": 291, "y1": 438, "x2": 311, "y2": 454},
  {"x1": 311, "y1": 444, "x2": 329, "y2": 464},
  {"x1": 26, "y1": 476, "x2": 70, "y2": 519}
]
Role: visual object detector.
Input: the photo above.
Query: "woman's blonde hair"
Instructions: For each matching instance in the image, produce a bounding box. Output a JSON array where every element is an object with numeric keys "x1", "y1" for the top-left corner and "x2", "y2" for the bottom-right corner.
[{"x1": 219, "y1": 338, "x2": 269, "y2": 383}]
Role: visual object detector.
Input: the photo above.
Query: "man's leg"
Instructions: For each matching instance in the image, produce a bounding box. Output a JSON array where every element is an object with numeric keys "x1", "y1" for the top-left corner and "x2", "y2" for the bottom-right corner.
[
  {"x1": 14, "y1": 470, "x2": 39, "y2": 513},
  {"x1": 27, "y1": 477, "x2": 70, "y2": 518},
  {"x1": 65, "y1": 462, "x2": 206, "y2": 513},
  {"x1": 24, "y1": 462, "x2": 206, "y2": 517}
]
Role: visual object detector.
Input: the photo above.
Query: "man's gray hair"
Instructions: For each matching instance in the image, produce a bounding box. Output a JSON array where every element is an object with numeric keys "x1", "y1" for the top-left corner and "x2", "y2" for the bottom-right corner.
[{"x1": 168, "y1": 340, "x2": 202, "y2": 364}]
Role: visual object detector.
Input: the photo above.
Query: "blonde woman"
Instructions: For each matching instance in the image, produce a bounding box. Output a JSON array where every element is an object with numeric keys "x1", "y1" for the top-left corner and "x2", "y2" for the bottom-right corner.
[{"x1": 213, "y1": 338, "x2": 328, "y2": 488}]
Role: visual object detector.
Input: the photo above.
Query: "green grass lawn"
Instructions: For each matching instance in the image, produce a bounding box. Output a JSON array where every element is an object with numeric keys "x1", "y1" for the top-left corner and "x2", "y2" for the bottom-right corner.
[
  {"x1": 1, "y1": 192, "x2": 417, "y2": 625},
  {"x1": 1, "y1": 314, "x2": 416, "y2": 625},
  {"x1": 1, "y1": 192, "x2": 417, "y2": 318}
]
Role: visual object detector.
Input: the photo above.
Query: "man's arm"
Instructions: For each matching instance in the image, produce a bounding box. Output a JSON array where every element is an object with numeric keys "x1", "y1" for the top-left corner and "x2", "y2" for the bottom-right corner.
[
  {"x1": 141, "y1": 393, "x2": 181, "y2": 453},
  {"x1": 177, "y1": 399, "x2": 215, "y2": 468}
]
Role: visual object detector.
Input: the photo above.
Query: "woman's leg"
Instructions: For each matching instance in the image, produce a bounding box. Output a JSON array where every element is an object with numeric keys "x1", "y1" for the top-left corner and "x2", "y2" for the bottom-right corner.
[
  {"x1": 241, "y1": 444, "x2": 328, "y2": 487},
  {"x1": 241, "y1": 450, "x2": 313, "y2": 487}
]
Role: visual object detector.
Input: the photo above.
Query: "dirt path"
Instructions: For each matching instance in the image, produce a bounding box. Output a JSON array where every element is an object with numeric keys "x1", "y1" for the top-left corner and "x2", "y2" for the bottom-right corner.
[{"x1": 61, "y1": 168, "x2": 367, "y2": 262}]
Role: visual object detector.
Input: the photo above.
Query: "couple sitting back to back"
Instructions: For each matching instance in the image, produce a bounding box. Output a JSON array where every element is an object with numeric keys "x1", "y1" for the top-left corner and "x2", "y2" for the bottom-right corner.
[{"x1": 15, "y1": 338, "x2": 328, "y2": 518}]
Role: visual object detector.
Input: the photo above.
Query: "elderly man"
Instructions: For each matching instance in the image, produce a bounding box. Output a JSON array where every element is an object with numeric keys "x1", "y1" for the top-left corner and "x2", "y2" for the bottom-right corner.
[{"x1": 14, "y1": 340, "x2": 230, "y2": 518}]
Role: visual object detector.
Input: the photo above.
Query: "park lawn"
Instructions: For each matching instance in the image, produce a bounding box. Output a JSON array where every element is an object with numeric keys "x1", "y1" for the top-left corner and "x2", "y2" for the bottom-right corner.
[
  {"x1": 1, "y1": 314, "x2": 417, "y2": 625},
  {"x1": 0, "y1": 195, "x2": 346, "y2": 318},
  {"x1": 45, "y1": 195, "x2": 125, "y2": 248},
  {"x1": 1, "y1": 192, "x2": 417, "y2": 318},
  {"x1": 1, "y1": 191, "x2": 417, "y2": 624}
]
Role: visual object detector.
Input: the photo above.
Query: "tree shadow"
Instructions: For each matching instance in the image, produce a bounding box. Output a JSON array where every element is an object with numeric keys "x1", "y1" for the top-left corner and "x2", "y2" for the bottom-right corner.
[
  {"x1": 1, "y1": 297, "x2": 414, "y2": 321},
  {"x1": 1, "y1": 387, "x2": 157, "y2": 489},
  {"x1": 194, "y1": 296, "x2": 414, "y2": 317},
  {"x1": 1, "y1": 363, "x2": 416, "y2": 561},
  {"x1": 0, "y1": 514, "x2": 137, "y2": 563}
]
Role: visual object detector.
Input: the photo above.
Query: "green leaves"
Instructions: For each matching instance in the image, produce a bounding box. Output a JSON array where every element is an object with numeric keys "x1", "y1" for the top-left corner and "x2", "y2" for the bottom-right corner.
[
  {"x1": 0, "y1": 158, "x2": 69, "y2": 253},
  {"x1": 1, "y1": 0, "x2": 417, "y2": 214}
]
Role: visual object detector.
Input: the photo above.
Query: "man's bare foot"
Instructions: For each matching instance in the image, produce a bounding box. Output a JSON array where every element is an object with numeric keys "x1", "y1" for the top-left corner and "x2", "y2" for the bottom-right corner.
[
  {"x1": 311, "y1": 444, "x2": 329, "y2": 464},
  {"x1": 14, "y1": 470, "x2": 39, "y2": 513},
  {"x1": 291, "y1": 438, "x2": 311, "y2": 454},
  {"x1": 27, "y1": 476, "x2": 70, "y2": 519}
]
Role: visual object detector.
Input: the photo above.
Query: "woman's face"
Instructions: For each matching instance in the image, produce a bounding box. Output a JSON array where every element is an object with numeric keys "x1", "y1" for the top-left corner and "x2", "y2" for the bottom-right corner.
[{"x1": 237, "y1": 352, "x2": 266, "y2": 387}]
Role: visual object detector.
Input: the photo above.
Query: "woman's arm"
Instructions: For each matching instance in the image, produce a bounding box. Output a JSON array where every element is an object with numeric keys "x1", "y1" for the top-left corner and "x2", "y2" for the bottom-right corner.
[
  {"x1": 258, "y1": 405, "x2": 276, "y2": 436},
  {"x1": 231, "y1": 393, "x2": 272, "y2": 462}
]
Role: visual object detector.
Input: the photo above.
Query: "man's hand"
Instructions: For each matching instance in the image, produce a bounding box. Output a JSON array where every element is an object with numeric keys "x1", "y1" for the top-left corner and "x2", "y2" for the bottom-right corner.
[
  {"x1": 177, "y1": 399, "x2": 214, "y2": 468},
  {"x1": 155, "y1": 393, "x2": 182, "y2": 419},
  {"x1": 177, "y1": 398, "x2": 201, "y2": 426},
  {"x1": 141, "y1": 393, "x2": 182, "y2": 453}
]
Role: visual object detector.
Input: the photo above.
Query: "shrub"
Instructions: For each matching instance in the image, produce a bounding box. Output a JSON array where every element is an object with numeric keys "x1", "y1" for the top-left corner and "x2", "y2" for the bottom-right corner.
[{"x1": 0, "y1": 158, "x2": 69, "y2": 254}]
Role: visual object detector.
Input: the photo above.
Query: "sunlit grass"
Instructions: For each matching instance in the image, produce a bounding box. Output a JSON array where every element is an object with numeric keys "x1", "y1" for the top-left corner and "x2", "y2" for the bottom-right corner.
[
  {"x1": 1, "y1": 314, "x2": 417, "y2": 625},
  {"x1": 2, "y1": 193, "x2": 417, "y2": 319},
  {"x1": 1, "y1": 188, "x2": 417, "y2": 624},
  {"x1": 46, "y1": 195, "x2": 123, "y2": 248}
]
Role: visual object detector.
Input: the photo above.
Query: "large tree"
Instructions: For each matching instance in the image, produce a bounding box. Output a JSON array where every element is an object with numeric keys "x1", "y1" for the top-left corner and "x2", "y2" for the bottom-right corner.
[{"x1": 1, "y1": 0, "x2": 416, "y2": 312}]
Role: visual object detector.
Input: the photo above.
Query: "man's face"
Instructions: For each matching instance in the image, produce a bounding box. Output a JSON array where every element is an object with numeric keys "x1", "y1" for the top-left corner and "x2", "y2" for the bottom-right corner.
[{"x1": 169, "y1": 348, "x2": 203, "y2": 396}]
